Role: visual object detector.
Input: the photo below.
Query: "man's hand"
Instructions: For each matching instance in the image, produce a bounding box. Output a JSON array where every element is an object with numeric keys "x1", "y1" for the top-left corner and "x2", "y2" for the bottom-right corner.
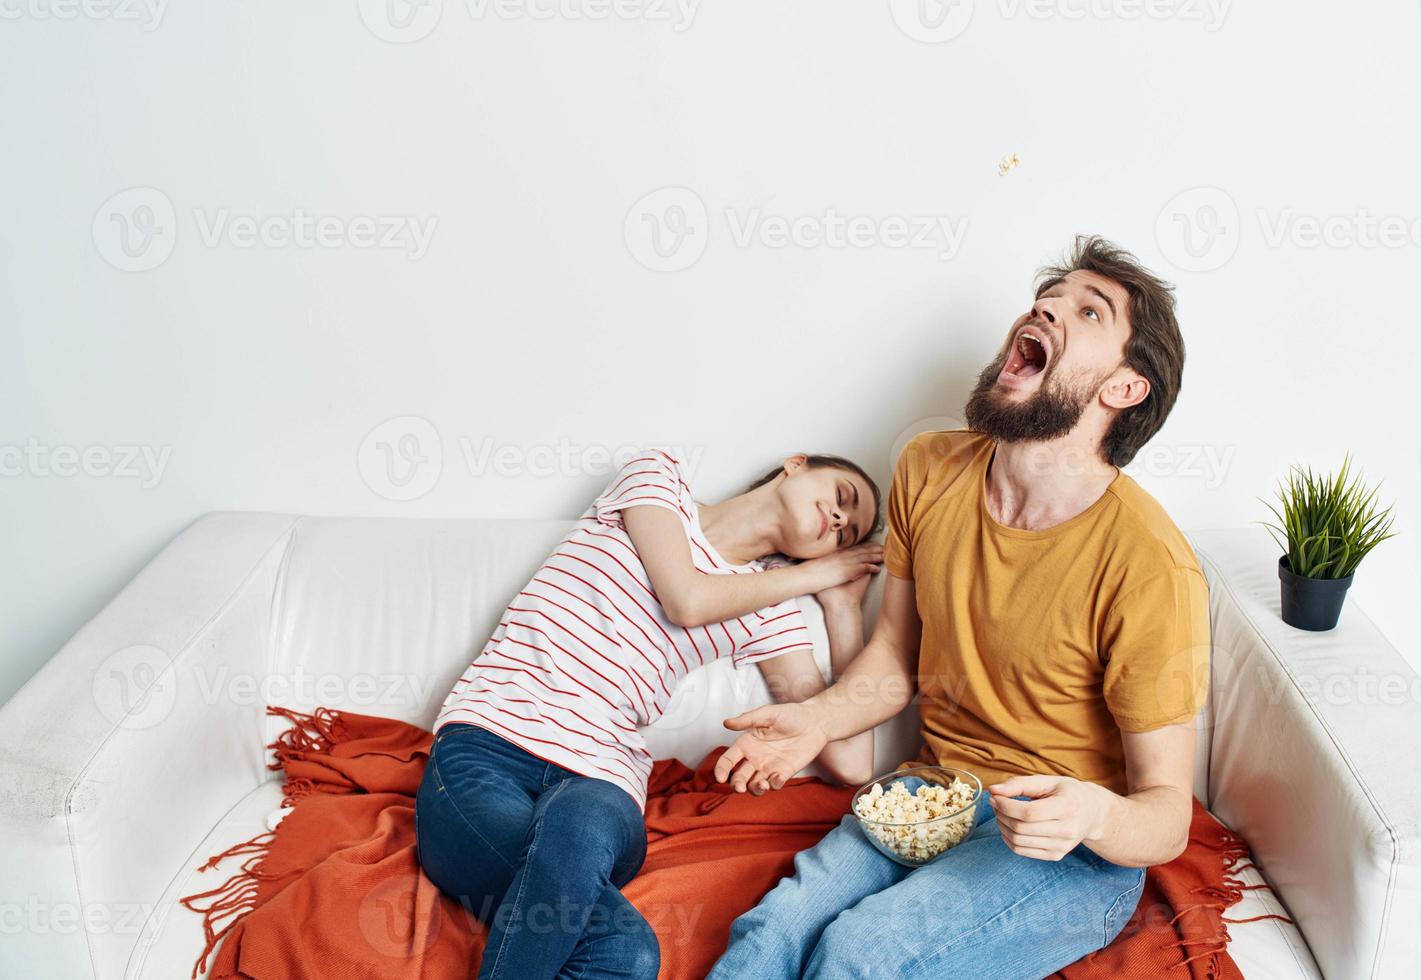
[
  {"x1": 987, "y1": 775, "x2": 1112, "y2": 862},
  {"x1": 714, "y1": 702, "x2": 831, "y2": 795}
]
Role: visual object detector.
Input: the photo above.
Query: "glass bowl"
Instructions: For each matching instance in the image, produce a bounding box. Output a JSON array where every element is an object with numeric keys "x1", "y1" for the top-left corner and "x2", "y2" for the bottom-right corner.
[{"x1": 850, "y1": 766, "x2": 983, "y2": 867}]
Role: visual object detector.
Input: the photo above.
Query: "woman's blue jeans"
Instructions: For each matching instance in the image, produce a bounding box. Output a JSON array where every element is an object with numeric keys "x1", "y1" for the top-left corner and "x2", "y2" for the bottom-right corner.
[
  {"x1": 707, "y1": 777, "x2": 1147, "y2": 980},
  {"x1": 414, "y1": 722, "x2": 658, "y2": 980}
]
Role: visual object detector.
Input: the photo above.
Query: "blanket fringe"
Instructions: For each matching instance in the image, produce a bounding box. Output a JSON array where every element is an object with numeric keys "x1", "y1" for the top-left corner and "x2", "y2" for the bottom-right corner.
[
  {"x1": 267, "y1": 705, "x2": 351, "y2": 808},
  {"x1": 179, "y1": 705, "x2": 355, "y2": 977},
  {"x1": 178, "y1": 847, "x2": 272, "y2": 979},
  {"x1": 1153, "y1": 820, "x2": 1294, "y2": 978}
]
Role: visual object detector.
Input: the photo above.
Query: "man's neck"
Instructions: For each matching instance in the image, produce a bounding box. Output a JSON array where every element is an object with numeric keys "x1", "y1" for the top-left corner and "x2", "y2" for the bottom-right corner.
[{"x1": 984, "y1": 436, "x2": 1120, "y2": 532}]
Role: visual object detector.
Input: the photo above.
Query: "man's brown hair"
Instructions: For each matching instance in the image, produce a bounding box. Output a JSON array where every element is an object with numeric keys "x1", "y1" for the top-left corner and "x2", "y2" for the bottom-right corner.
[{"x1": 1036, "y1": 235, "x2": 1184, "y2": 467}]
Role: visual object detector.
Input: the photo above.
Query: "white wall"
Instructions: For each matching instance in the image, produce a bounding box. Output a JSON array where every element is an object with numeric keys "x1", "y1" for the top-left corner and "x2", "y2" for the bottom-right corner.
[{"x1": 3, "y1": 1, "x2": 1418, "y2": 706}]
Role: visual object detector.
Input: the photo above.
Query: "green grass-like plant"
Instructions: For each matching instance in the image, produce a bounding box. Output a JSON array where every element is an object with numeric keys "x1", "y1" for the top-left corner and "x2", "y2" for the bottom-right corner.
[{"x1": 1260, "y1": 454, "x2": 1397, "y2": 580}]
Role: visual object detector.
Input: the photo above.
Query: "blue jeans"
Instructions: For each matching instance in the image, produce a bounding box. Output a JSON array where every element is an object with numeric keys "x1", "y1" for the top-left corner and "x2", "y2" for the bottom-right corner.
[
  {"x1": 414, "y1": 722, "x2": 659, "y2": 980},
  {"x1": 707, "y1": 779, "x2": 1146, "y2": 980}
]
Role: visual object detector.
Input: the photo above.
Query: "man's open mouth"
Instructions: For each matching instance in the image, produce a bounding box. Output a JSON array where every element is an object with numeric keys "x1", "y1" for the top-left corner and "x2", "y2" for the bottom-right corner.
[{"x1": 1001, "y1": 328, "x2": 1050, "y2": 380}]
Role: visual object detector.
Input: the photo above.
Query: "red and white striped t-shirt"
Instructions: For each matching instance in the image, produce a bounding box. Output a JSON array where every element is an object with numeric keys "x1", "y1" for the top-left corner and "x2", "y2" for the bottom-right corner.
[{"x1": 434, "y1": 448, "x2": 815, "y2": 811}]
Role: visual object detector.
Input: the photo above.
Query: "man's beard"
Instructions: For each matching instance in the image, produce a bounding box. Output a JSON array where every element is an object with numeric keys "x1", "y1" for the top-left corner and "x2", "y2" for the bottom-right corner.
[{"x1": 963, "y1": 347, "x2": 1106, "y2": 444}]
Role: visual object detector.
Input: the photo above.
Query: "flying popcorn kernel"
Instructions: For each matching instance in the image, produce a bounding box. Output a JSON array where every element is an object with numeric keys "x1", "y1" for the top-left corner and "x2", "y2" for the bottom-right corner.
[{"x1": 998, "y1": 153, "x2": 1021, "y2": 177}]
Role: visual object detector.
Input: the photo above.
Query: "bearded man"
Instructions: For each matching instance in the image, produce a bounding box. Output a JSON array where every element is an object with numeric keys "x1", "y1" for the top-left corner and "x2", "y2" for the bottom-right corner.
[{"x1": 707, "y1": 235, "x2": 1211, "y2": 980}]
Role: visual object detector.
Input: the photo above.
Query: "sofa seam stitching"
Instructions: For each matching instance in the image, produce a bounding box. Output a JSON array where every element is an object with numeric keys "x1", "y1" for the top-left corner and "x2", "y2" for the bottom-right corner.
[
  {"x1": 122, "y1": 779, "x2": 279, "y2": 978},
  {"x1": 260, "y1": 517, "x2": 303, "y2": 769}
]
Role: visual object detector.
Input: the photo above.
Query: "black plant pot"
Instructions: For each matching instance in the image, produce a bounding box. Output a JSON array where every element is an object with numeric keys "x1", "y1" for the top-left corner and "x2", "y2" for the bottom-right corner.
[{"x1": 1277, "y1": 556, "x2": 1354, "y2": 631}]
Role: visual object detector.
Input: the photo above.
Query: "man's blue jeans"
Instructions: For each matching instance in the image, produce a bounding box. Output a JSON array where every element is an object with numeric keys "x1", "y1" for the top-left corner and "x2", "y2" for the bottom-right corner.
[
  {"x1": 707, "y1": 778, "x2": 1146, "y2": 980},
  {"x1": 414, "y1": 722, "x2": 659, "y2": 980}
]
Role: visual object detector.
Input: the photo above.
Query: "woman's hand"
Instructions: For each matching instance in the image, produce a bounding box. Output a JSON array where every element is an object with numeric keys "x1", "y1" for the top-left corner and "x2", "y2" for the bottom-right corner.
[
  {"x1": 815, "y1": 567, "x2": 874, "y2": 611},
  {"x1": 714, "y1": 701, "x2": 832, "y2": 795},
  {"x1": 797, "y1": 541, "x2": 883, "y2": 595}
]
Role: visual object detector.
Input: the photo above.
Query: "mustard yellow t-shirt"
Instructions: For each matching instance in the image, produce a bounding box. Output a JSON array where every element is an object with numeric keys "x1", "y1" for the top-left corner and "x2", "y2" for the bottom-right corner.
[{"x1": 883, "y1": 429, "x2": 1210, "y2": 796}]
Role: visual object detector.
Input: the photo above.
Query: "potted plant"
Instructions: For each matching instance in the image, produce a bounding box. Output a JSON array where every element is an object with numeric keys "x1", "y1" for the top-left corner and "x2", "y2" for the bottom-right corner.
[{"x1": 1260, "y1": 454, "x2": 1396, "y2": 631}]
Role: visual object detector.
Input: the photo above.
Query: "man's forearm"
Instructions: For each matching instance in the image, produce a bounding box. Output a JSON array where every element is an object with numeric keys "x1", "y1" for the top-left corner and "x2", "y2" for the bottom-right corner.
[
  {"x1": 805, "y1": 632, "x2": 915, "y2": 743},
  {"x1": 1083, "y1": 784, "x2": 1192, "y2": 868}
]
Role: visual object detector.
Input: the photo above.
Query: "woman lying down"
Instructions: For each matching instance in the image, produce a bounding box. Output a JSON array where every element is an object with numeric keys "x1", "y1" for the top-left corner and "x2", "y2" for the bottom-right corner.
[{"x1": 414, "y1": 446, "x2": 885, "y2": 980}]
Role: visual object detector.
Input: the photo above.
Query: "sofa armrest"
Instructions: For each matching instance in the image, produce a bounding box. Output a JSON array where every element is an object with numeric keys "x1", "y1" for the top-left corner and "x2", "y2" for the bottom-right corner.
[
  {"x1": 1191, "y1": 528, "x2": 1421, "y2": 980},
  {"x1": 0, "y1": 512, "x2": 297, "y2": 980}
]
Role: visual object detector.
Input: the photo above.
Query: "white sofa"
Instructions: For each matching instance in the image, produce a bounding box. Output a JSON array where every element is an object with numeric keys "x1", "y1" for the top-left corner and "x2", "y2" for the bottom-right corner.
[{"x1": 2, "y1": 512, "x2": 1418, "y2": 979}]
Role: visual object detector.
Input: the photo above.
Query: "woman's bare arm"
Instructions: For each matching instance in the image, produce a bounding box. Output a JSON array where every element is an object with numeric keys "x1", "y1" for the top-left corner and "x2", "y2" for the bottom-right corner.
[
  {"x1": 621, "y1": 505, "x2": 881, "y2": 628},
  {"x1": 753, "y1": 600, "x2": 876, "y2": 788}
]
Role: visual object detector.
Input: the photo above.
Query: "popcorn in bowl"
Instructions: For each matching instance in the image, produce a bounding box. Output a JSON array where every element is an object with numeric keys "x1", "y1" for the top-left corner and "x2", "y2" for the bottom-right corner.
[{"x1": 851, "y1": 766, "x2": 982, "y2": 866}]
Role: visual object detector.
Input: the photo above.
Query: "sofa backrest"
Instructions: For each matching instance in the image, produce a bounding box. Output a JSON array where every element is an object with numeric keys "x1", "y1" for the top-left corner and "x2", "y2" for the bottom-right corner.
[{"x1": 267, "y1": 516, "x2": 568, "y2": 733}]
